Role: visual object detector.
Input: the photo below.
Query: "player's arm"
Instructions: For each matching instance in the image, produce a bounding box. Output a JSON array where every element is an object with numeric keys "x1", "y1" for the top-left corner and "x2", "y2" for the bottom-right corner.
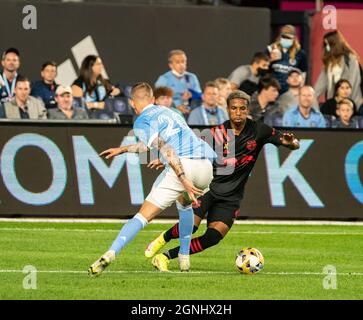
[
  {"x1": 99, "y1": 141, "x2": 148, "y2": 159},
  {"x1": 150, "y1": 136, "x2": 203, "y2": 205},
  {"x1": 279, "y1": 132, "x2": 300, "y2": 150},
  {"x1": 261, "y1": 122, "x2": 300, "y2": 151}
]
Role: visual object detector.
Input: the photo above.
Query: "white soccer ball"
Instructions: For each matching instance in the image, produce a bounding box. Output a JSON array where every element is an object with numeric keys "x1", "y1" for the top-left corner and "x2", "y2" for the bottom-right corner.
[{"x1": 235, "y1": 247, "x2": 264, "y2": 275}]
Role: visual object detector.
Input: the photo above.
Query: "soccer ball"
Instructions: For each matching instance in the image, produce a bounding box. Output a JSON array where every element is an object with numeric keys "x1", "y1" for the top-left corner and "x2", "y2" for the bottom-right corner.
[{"x1": 235, "y1": 247, "x2": 264, "y2": 275}]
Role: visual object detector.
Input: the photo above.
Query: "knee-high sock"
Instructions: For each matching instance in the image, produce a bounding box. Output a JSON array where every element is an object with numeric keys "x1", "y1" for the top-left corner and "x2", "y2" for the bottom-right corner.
[
  {"x1": 176, "y1": 202, "x2": 194, "y2": 255},
  {"x1": 109, "y1": 213, "x2": 148, "y2": 255},
  {"x1": 164, "y1": 223, "x2": 198, "y2": 242},
  {"x1": 164, "y1": 227, "x2": 223, "y2": 260}
]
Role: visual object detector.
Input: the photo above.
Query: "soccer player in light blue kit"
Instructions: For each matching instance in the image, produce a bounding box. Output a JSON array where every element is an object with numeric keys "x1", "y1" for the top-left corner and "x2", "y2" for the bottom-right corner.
[{"x1": 89, "y1": 82, "x2": 216, "y2": 276}]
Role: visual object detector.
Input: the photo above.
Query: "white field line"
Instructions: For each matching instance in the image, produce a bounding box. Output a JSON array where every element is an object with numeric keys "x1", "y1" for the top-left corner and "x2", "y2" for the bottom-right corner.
[
  {"x1": 0, "y1": 227, "x2": 362, "y2": 236},
  {"x1": 1, "y1": 218, "x2": 363, "y2": 226},
  {"x1": 0, "y1": 269, "x2": 362, "y2": 276}
]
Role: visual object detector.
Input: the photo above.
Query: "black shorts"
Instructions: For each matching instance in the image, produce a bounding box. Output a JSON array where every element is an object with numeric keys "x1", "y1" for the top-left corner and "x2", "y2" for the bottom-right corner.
[{"x1": 193, "y1": 191, "x2": 241, "y2": 229}]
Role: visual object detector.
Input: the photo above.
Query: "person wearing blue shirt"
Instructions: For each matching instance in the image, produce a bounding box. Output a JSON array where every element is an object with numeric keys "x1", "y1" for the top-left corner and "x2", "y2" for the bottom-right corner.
[
  {"x1": 89, "y1": 82, "x2": 216, "y2": 277},
  {"x1": 31, "y1": 61, "x2": 58, "y2": 109},
  {"x1": 188, "y1": 81, "x2": 228, "y2": 126},
  {"x1": 282, "y1": 86, "x2": 326, "y2": 128},
  {"x1": 265, "y1": 25, "x2": 307, "y2": 94},
  {"x1": 155, "y1": 50, "x2": 202, "y2": 117}
]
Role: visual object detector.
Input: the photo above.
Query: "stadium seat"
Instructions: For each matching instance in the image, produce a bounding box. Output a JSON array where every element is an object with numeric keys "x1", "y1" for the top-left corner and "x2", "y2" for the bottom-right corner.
[
  {"x1": 87, "y1": 109, "x2": 116, "y2": 120},
  {"x1": 105, "y1": 97, "x2": 132, "y2": 115},
  {"x1": 189, "y1": 98, "x2": 202, "y2": 110},
  {"x1": 0, "y1": 102, "x2": 5, "y2": 118},
  {"x1": 122, "y1": 85, "x2": 133, "y2": 99},
  {"x1": 323, "y1": 114, "x2": 333, "y2": 128},
  {"x1": 357, "y1": 116, "x2": 363, "y2": 128},
  {"x1": 86, "y1": 100, "x2": 117, "y2": 120},
  {"x1": 115, "y1": 113, "x2": 134, "y2": 125},
  {"x1": 264, "y1": 113, "x2": 283, "y2": 127},
  {"x1": 72, "y1": 97, "x2": 86, "y2": 110}
]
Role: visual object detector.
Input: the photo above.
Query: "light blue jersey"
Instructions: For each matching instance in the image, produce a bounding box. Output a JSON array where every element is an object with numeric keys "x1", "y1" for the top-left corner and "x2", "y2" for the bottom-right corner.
[
  {"x1": 155, "y1": 71, "x2": 202, "y2": 107},
  {"x1": 282, "y1": 106, "x2": 326, "y2": 128},
  {"x1": 133, "y1": 104, "x2": 216, "y2": 161}
]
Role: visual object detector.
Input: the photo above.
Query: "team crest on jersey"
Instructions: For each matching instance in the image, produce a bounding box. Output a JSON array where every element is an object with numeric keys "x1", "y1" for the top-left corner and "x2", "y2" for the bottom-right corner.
[{"x1": 246, "y1": 140, "x2": 257, "y2": 151}]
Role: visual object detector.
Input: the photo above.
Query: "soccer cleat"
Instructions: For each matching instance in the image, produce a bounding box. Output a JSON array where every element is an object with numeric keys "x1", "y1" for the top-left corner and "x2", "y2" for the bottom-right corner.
[
  {"x1": 152, "y1": 254, "x2": 170, "y2": 272},
  {"x1": 178, "y1": 253, "x2": 190, "y2": 272},
  {"x1": 144, "y1": 231, "x2": 167, "y2": 258},
  {"x1": 88, "y1": 250, "x2": 115, "y2": 277}
]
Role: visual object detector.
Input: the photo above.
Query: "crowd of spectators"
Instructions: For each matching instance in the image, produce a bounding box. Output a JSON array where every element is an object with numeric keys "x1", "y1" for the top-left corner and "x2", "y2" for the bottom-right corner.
[{"x1": 1, "y1": 27, "x2": 362, "y2": 128}]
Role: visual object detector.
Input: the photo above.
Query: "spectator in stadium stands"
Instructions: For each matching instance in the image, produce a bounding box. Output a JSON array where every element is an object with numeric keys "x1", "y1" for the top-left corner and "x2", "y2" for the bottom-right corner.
[
  {"x1": 31, "y1": 61, "x2": 58, "y2": 109},
  {"x1": 332, "y1": 99, "x2": 358, "y2": 129},
  {"x1": 320, "y1": 79, "x2": 357, "y2": 118},
  {"x1": 188, "y1": 81, "x2": 228, "y2": 126},
  {"x1": 154, "y1": 86, "x2": 183, "y2": 116},
  {"x1": 282, "y1": 86, "x2": 326, "y2": 128},
  {"x1": 0, "y1": 48, "x2": 22, "y2": 103},
  {"x1": 72, "y1": 55, "x2": 121, "y2": 111},
  {"x1": 315, "y1": 30, "x2": 362, "y2": 108},
  {"x1": 278, "y1": 68, "x2": 319, "y2": 114},
  {"x1": 155, "y1": 49, "x2": 202, "y2": 117},
  {"x1": 248, "y1": 76, "x2": 280, "y2": 122},
  {"x1": 214, "y1": 77, "x2": 232, "y2": 114},
  {"x1": 1, "y1": 76, "x2": 47, "y2": 120},
  {"x1": 48, "y1": 85, "x2": 89, "y2": 120},
  {"x1": 228, "y1": 52, "x2": 270, "y2": 95},
  {"x1": 266, "y1": 25, "x2": 307, "y2": 94}
]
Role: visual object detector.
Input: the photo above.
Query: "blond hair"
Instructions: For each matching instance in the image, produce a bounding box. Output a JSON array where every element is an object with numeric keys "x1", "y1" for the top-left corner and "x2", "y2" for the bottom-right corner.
[
  {"x1": 131, "y1": 82, "x2": 154, "y2": 101},
  {"x1": 337, "y1": 98, "x2": 354, "y2": 111}
]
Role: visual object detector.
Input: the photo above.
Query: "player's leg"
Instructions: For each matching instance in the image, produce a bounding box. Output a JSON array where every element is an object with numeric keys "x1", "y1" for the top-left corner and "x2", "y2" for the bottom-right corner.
[
  {"x1": 88, "y1": 201, "x2": 162, "y2": 277},
  {"x1": 88, "y1": 168, "x2": 175, "y2": 277},
  {"x1": 154, "y1": 200, "x2": 240, "y2": 269},
  {"x1": 144, "y1": 191, "x2": 211, "y2": 258},
  {"x1": 151, "y1": 159, "x2": 213, "y2": 272},
  {"x1": 162, "y1": 222, "x2": 228, "y2": 260}
]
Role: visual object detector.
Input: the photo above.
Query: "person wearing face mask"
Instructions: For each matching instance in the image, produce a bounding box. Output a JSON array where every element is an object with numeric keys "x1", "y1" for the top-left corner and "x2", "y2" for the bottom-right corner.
[
  {"x1": 266, "y1": 25, "x2": 308, "y2": 94},
  {"x1": 155, "y1": 49, "x2": 202, "y2": 118},
  {"x1": 228, "y1": 52, "x2": 271, "y2": 95},
  {"x1": 314, "y1": 30, "x2": 362, "y2": 110}
]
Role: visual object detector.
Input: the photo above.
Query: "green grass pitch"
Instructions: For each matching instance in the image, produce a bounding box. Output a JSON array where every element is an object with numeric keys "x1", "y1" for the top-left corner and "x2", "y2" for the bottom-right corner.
[{"x1": 0, "y1": 221, "x2": 362, "y2": 300}]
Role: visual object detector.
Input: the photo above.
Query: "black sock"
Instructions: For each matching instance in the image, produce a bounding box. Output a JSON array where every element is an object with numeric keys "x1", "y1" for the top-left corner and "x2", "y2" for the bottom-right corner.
[
  {"x1": 163, "y1": 223, "x2": 179, "y2": 242},
  {"x1": 163, "y1": 224, "x2": 198, "y2": 242},
  {"x1": 164, "y1": 227, "x2": 223, "y2": 260}
]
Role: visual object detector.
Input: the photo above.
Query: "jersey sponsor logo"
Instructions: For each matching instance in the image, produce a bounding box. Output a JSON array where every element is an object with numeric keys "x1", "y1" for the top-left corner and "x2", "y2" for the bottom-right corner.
[
  {"x1": 223, "y1": 142, "x2": 229, "y2": 156},
  {"x1": 246, "y1": 139, "x2": 257, "y2": 151}
]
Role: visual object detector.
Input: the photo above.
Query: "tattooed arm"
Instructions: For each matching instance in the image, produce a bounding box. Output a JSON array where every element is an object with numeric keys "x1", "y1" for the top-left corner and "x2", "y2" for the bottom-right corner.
[
  {"x1": 99, "y1": 141, "x2": 148, "y2": 159},
  {"x1": 150, "y1": 136, "x2": 203, "y2": 205}
]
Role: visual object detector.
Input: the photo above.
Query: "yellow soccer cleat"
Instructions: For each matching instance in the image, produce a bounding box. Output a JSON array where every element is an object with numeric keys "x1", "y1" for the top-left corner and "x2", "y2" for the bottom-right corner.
[
  {"x1": 88, "y1": 250, "x2": 115, "y2": 277},
  {"x1": 144, "y1": 231, "x2": 167, "y2": 258},
  {"x1": 152, "y1": 253, "x2": 170, "y2": 272}
]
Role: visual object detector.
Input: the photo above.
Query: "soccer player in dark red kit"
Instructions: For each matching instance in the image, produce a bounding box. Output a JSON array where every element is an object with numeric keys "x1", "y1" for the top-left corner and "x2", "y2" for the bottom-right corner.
[{"x1": 146, "y1": 90, "x2": 300, "y2": 271}]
